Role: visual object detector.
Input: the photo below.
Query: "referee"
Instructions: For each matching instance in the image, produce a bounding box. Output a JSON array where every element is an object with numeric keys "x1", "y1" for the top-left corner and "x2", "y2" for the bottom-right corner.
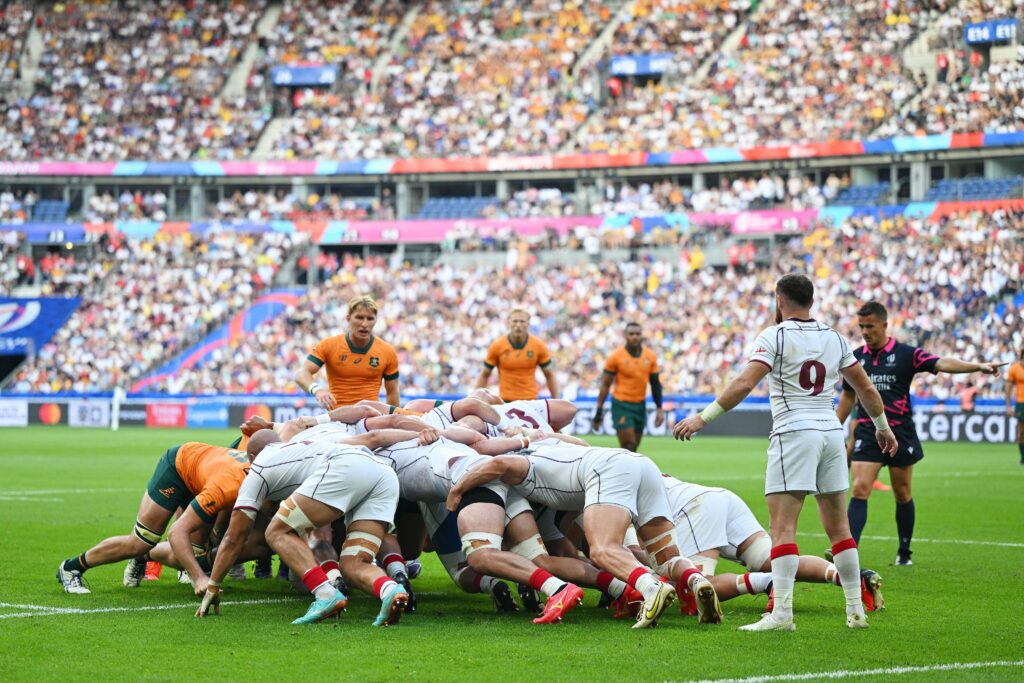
[{"x1": 837, "y1": 301, "x2": 1002, "y2": 566}]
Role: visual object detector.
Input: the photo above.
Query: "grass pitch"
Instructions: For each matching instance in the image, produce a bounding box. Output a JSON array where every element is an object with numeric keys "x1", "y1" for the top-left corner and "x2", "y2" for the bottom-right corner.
[{"x1": 1, "y1": 427, "x2": 1022, "y2": 682}]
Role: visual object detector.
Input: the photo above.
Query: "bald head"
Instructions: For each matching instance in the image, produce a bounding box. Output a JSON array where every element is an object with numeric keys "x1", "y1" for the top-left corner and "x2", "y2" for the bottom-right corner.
[{"x1": 247, "y1": 428, "x2": 282, "y2": 459}]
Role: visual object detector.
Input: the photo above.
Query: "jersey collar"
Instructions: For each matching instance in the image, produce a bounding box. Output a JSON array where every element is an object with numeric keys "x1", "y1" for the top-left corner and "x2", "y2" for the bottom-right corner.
[
  {"x1": 785, "y1": 317, "x2": 816, "y2": 323},
  {"x1": 507, "y1": 333, "x2": 529, "y2": 350},
  {"x1": 863, "y1": 336, "x2": 897, "y2": 356},
  {"x1": 345, "y1": 333, "x2": 375, "y2": 354}
]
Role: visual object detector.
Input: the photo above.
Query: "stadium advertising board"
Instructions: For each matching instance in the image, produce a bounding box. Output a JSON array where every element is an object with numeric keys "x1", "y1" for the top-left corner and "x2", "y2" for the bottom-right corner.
[
  {"x1": 0, "y1": 399, "x2": 28, "y2": 427},
  {"x1": 145, "y1": 403, "x2": 186, "y2": 428},
  {"x1": 68, "y1": 400, "x2": 110, "y2": 428},
  {"x1": 964, "y1": 19, "x2": 1019, "y2": 44},
  {"x1": 609, "y1": 53, "x2": 673, "y2": 76},
  {"x1": 186, "y1": 403, "x2": 229, "y2": 429},
  {"x1": 912, "y1": 411, "x2": 1018, "y2": 444},
  {"x1": 269, "y1": 64, "x2": 339, "y2": 86},
  {"x1": 0, "y1": 297, "x2": 81, "y2": 356}
]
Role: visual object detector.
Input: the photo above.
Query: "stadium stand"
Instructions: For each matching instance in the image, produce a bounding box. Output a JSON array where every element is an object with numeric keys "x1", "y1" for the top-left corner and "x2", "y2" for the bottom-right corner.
[
  {"x1": 2, "y1": 0, "x2": 269, "y2": 161},
  {"x1": 7, "y1": 231, "x2": 299, "y2": 392},
  {"x1": 108, "y1": 208, "x2": 1023, "y2": 402},
  {"x1": 0, "y1": 2, "x2": 34, "y2": 86},
  {"x1": 924, "y1": 176, "x2": 1024, "y2": 202}
]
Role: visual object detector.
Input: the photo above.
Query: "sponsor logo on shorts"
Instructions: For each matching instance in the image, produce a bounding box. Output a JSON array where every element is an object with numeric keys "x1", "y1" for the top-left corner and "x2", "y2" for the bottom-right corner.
[{"x1": 159, "y1": 487, "x2": 176, "y2": 498}]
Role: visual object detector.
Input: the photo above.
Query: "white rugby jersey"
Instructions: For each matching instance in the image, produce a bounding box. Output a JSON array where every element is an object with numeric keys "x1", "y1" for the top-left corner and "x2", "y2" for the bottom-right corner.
[
  {"x1": 290, "y1": 421, "x2": 359, "y2": 443},
  {"x1": 661, "y1": 475, "x2": 727, "y2": 522},
  {"x1": 374, "y1": 436, "x2": 475, "y2": 502},
  {"x1": 486, "y1": 400, "x2": 554, "y2": 437},
  {"x1": 234, "y1": 440, "x2": 375, "y2": 515},
  {"x1": 748, "y1": 319, "x2": 857, "y2": 434},
  {"x1": 420, "y1": 403, "x2": 456, "y2": 430},
  {"x1": 515, "y1": 438, "x2": 633, "y2": 510}
]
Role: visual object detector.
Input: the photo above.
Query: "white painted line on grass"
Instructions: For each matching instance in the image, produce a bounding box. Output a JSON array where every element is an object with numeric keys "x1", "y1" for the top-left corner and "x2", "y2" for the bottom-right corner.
[
  {"x1": 0, "y1": 496, "x2": 65, "y2": 503},
  {"x1": 0, "y1": 488, "x2": 135, "y2": 496},
  {"x1": 677, "y1": 659, "x2": 1024, "y2": 683},
  {"x1": 0, "y1": 597, "x2": 296, "y2": 619},
  {"x1": 800, "y1": 531, "x2": 1024, "y2": 549}
]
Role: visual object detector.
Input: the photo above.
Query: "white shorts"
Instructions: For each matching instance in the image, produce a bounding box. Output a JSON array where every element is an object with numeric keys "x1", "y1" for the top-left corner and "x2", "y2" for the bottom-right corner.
[
  {"x1": 582, "y1": 452, "x2": 673, "y2": 526},
  {"x1": 294, "y1": 452, "x2": 399, "y2": 527},
  {"x1": 674, "y1": 490, "x2": 764, "y2": 561},
  {"x1": 765, "y1": 429, "x2": 848, "y2": 495},
  {"x1": 449, "y1": 456, "x2": 531, "y2": 525},
  {"x1": 534, "y1": 506, "x2": 566, "y2": 542}
]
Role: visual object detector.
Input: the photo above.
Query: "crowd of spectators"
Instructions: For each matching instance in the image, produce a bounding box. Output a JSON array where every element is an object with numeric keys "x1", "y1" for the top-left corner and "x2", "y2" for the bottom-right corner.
[
  {"x1": 0, "y1": 2, "x2": 34, "y2": 86},
  {"x1": 122, "y1": 209, "x2": 1023, "y2": 404},
  {"x1": 0, "y1": 188, "x2": 38, "y2": 224},
  {"x1": 204, "y1": 187, "x2": 394, "y2": 222},
  {"x1": 577, "y1": 0, "x2": 932, "y2": 153},
  {"x1": 85, "y1": 189, "x2": 170, "y2": 222},
  {"x1": 7, "y1": 231, "x2": 297, "y2": 393},
  {"x1": 270, "y1": 0, "x2": 606, "y2": 160},
  {"x1": 0, "y1": 0, "x2": 269, "y2": 161}
]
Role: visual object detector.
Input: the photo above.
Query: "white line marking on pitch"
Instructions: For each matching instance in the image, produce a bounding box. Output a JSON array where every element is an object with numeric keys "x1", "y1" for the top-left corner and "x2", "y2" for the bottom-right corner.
[
  {"x1": 0, "y1": 496, "x2": 65, "y2": 502},
  {"x1": 0, "y1": 488, "x2": 135, "y2": 496},
  {"x1": 676, "y1": 660, "x2": 1024, "y2": 683},
  {"x1": 799, "y1": 532, "x2": 1024, "y2": 549},
  {"x1": 0, "y1": 597, "x2": 296, "y2": 619}
]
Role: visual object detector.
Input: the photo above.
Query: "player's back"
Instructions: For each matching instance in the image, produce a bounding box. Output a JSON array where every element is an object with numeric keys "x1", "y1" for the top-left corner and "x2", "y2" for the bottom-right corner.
[
  {"x1": 175, "y1": 442, "x2": 250, "y2": 495},
  {"x1": 750, "y1": 319, "x2": 855, "y2": 434},
  {"x1": 375, "y1": 436, "x2": 471, "y2": 501},
  {"x1": 487, "y1": 399, "x2": 554, "y2": 436},
  {"x1": 661, "y1": 475, "x2": 727, "y2": 515},
  {"x1": 518, "y1": 438, "x2": 592, "y2": 509},
  {"x1": 292, "y1": 421, "x2": 357, "y2": 443},
  {"x1": 238, "y1": 439, "x2": 341, "y2": 510}
]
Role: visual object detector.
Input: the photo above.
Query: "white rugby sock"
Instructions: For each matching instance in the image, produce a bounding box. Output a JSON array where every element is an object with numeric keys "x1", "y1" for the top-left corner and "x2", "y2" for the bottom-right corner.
[
  {"x1": 478, "y1": 576, "x2": 498, "y2": 594},
  {"x1": 770, "y1": 546, "x2": 799, "y2": 619},
  {"x1": 540, "y1": 576, "x2": 567, "y2": 598},
  {"x1": 633, "y1": 572, "x2": 662, "y2": 601},
  {"x1": 832, "y1": 543, "x2": 864, "y2": 614},
  {"x1": 607, "y1": 577, "x2": 628, "y2": 598}
]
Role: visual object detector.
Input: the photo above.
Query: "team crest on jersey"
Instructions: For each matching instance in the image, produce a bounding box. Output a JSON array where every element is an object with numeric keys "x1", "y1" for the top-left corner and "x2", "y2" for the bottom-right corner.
[
  {"x1": 885, "y1": 353, "x2": 896, "y2": 366},
  {"x1": 754, "y1": 346, "x2": 767, "y2": 354},
  {"x1": 369, "y1": 356, "x2": 380, "y2": 368}
]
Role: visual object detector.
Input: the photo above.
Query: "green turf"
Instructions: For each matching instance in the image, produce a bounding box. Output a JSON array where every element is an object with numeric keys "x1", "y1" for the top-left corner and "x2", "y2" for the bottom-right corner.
[{"x1": 1, "y1": 427, "x2": 1022, "y2": 682}]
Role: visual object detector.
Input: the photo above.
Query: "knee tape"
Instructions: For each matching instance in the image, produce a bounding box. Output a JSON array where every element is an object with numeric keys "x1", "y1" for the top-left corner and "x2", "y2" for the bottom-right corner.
[
  {"x1": 622, "y1": 525, "x2": 639, "y2": 548},
  {"x1": 644, "y1": 529, "x2": 682, "y2": 575},
  {"x1": 275, "y1": 496, "x2": 315, "y2": 535},
  {"x1": 340, "y1": 531, "x2": 381, "y2": 559},
  {"x1": 509, "y1": 534, "x2": 546, "y2": 560},
  {"x1": 461, "y1": 531, "x2": 503, "y2": 556},
  {"x1": 690, "y1": 554, "x2": 719, "y2": 576},
  {"x1": 133, "y1": 520, "x2": 162, "y2": 548},
  {"x1": 739, "y1": 535, "x2": 772, "y2": 571}
]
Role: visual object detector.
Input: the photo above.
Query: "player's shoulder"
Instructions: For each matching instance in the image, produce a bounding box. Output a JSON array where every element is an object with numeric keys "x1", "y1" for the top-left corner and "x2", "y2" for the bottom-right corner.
[
  {"x1": 642, "y1": 346, "x2": 658, "y2": 362},
  {"x1": 371, "y1": 335, "x2": 398, "y2": 354},
  {"x1": 527, "y1": 334, "x2": 550, "y2": 351},
  {"x1": 489, "y1": 335, "x2": 510, "y2": 351},
  {"x1": 313, "y1": 334, "x2": 344, "y2": 353}
]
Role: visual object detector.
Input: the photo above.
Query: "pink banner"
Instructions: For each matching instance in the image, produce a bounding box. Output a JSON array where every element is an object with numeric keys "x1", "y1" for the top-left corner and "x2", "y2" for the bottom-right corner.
[
  {"x1": 0, "y1": 162, "x2": 118, "y2": 175},
  {"x1": 218, "y1": 161, "x2": 320, "y2": 176},
  {"x1": 687, "y1": 209, "x2": 819, "y2": 234},
  {"x1": 338, "y1": 215, "x2": 604, "y2": 243}
]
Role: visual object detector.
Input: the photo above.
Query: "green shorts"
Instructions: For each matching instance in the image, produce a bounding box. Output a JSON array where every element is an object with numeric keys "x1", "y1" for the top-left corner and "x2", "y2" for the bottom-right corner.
[
  {"x1": 146, "y1": 446, "x2": 193, "y2": 512},
  {"x1": 611, "y1": 398, "x2": 647, "y2": 433},
  {"x1": 1016, "y1": 404, "x2": 1024, "y2": 422}
]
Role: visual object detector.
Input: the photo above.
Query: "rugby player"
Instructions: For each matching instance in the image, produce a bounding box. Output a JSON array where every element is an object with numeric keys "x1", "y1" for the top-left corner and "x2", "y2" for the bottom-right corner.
[
  {"x1": 476, "y1": 308, "x2": 559, "y2": 400},
  {"x1": 673, "y1": 274, "x2": 895, "y2": 632},
  {"x1": 837, "y1": 301, "x2": 1003, "y2": 565},
  {"x1": 57, "y1": 439, "x2": 252, "y2": 594},
  {"x1": 447, "y1": 431, "x2": 722, "y2": 628},
  {"x1": 592, "y1": 322, "x2": 665, "y2": 451},
  {"x1": 1007, "y1": 345, "x2": 1024, "y2": 465},
  {"x1": 295, "y1": 295, "x2": 401, "y2": 409}
]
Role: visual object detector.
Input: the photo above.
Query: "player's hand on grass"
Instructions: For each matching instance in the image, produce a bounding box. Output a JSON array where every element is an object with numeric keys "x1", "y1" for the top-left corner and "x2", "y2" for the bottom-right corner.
[
  {"x1": 876, "y1": 428, "x2": 898, "y2": 457},
  {"x1": 418, "y1": 427, "x2": 440, "y2": 446},
  {"x1": 654, "y1": 408, "x2": 665, "y2": 428},
  {"x1": 978, "y1": 362, "x2": 1007, "y2": 376},
  {"x1": 195, "y1": 585, "x2": 222, "y2": 617},
  {"x1": 315, "y1": 388, "x2": 337, "y2": 410},
  {"x1": 672, "y1": 414, "x2": 706, "y2": 441},
  {"x1": 193, "y1": 574, "x2": 211, "y2": 596}
]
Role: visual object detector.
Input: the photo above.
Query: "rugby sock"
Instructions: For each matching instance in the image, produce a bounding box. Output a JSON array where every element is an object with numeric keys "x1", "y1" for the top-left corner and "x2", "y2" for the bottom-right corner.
[
  {"x1": 769, "y1": 544, "x2": 799, "y2": 619},
  {"x1": 736, "y1": 572, "x2": 772, "y2": 595},
  {"x1": 595, "y1": 571, "x2": 627, "y2": 598},
  {"x1": 320, "y1": 560, "x2": 341, "y2": 582},
  {"x1": 628, "y1": 567, "x2": 662, "y2": 601},
  {"x1": 382, "y1": 553, "x2": 406, "y2": 579},
  {"x1": 528, "y1": 568, "x2": 567, "y2": 598},
  {"x1": 1019, "y1": 444, "x2": 1024, "y2": 462},
  {"x1": 895, "y1": 499, "x2": 915, "y2": 555},
  {"x1": 848, "y1": 497, "x2": 868, "y2": 544},
  {"x1": 64, "y1": 553, "x2": 91, "y2": 573},
  {"x1": 831, "y1": 538, "x2": 863, "y2": 614},
  {"x1": 825, "y1": 563, "x2": 840, "y2": 585},
  {"x1": 372, "y1": 576, "x2": 399, "y2": 599},
  {"x1": 681, "y1": 566, "x2": 703, "y2": 591},
  {"x1": 301, "y1": 567, "x2": 335, "y2": 601},
  {"x1": 474, "y1": 575, "x2": 498, "y2": 594}
]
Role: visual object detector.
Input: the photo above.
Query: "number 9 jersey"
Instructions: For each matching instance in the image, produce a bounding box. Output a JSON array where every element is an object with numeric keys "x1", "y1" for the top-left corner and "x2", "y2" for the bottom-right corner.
[{"x1": 748, "y1": 319, "x2": 858, "y2": 436}]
